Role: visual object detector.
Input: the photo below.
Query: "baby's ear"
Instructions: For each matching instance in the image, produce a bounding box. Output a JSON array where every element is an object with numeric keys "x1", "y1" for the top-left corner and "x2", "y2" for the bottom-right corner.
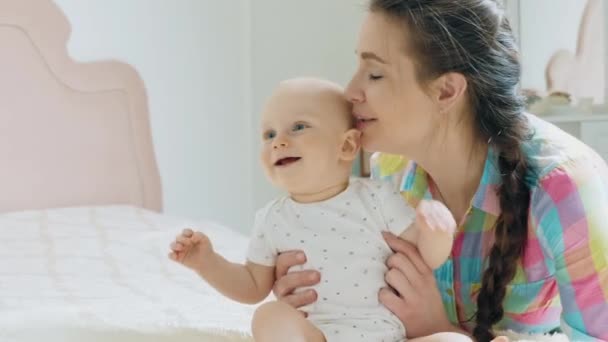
[{"x1": 339, "y1": 129, "x2": 361, "y2": 161}]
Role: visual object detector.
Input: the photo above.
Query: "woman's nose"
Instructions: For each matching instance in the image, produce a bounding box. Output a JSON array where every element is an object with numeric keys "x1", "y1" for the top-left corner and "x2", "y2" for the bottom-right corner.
[{"x1": 345, "y1": 78, "x2": 364, "y2": 104}]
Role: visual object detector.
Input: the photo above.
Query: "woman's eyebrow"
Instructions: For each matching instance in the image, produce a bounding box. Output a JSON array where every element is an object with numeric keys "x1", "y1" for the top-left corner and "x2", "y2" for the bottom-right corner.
[{"x1": 357, "y1": 50, "x2": 388, "y2": 64}]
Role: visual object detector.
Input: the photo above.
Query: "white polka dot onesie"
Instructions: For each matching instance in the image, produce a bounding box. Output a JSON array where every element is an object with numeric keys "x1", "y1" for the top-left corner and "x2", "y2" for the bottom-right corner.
[{"x1": 247, "y1": 178, "x2": 416, "y2": 341}]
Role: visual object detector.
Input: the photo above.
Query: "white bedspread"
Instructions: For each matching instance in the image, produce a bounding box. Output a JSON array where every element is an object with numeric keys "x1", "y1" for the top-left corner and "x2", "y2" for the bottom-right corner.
[
  {"x1": 0, "y1": 206, "x2": 257, "y2": 341},
  {"x1": 0, "y1": 206, "x2": 570, "y2": 342}
]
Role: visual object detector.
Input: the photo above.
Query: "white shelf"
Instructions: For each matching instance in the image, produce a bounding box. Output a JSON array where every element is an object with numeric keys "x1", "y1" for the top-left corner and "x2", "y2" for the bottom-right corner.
[{"x1": 539, "y1": 113, "x2": 608, "y2": 123}]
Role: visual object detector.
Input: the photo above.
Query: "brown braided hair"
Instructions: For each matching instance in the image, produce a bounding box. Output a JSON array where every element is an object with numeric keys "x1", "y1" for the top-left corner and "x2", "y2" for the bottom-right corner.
[{"x1": 368, "y1": 1, "x2": 532, "y2": 341}]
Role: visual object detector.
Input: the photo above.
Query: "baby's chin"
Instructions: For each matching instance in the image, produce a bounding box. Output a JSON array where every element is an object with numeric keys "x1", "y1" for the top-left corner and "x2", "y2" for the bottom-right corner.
[
  {"x1": 268, "y1": 162, "x2": 353, "y2": 193},
  {"x1": 275, "y1": 178, "x2": 310, "y2": 194},
  {"x1": 288, "y1": 176, "x2": 351, "y2": 195}
]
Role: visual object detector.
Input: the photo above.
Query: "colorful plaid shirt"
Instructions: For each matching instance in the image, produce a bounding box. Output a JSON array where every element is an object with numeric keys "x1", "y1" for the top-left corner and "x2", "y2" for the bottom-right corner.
[{"x1": 371, "y1": 114, "x2": 608, "y2": 341}]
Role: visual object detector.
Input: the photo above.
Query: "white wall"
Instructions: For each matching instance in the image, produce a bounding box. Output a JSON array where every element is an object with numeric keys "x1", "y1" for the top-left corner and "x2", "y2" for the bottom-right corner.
[
  {"x1": 54, "y1": 0, "x2": 367, "y2": 233},
  {"x1": 54, "y1": 0, "x2": 254, "y2": 232},
  {"x1": 250, "y1": 0, "x2": 367, "y2": 209},
  {"x1": 519, "y1": 0, "x2": 587, "y2": 92}
]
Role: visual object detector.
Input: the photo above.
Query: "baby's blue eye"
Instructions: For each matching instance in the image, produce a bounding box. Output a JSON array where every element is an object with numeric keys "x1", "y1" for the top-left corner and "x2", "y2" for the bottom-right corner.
[
  {"x1": 293, "y1": 123, "x2": 307, "y2": 131},
  {"x1": 264, "y1": 130, "x2": 276, "y2": 140}
]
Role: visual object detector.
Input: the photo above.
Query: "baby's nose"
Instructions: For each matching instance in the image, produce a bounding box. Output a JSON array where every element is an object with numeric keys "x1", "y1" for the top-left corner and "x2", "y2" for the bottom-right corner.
[{"x1": 273, "y1": 140, "x2": 289, "y2": 149}]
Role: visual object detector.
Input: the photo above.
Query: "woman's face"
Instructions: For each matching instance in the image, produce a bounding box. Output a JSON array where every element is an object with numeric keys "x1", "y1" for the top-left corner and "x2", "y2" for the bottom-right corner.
[{"x1": 345, "y1": 12, "x2": 440, "y2": 156}]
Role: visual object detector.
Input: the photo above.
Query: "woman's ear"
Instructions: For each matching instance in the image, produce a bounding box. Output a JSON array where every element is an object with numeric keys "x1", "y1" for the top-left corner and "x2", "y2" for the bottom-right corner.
[
  {"x1": 431, "y1": 72, "x2": 468, "y2": 113},
  {"x1": 339, "y1": 129, "x2": 361, "y2": 161}
]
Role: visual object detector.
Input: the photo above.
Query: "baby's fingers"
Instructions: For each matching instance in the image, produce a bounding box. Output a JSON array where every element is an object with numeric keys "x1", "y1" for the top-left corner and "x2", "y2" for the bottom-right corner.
[
  {"x1": 491, "y1": 337, "x2": 510, "y2": 342},
  {"x1": 176, "y1": 235, "x2": 194, "y2": 247},
  {"x1": 416, "y1": 201, "x2": 438, "y2": 231},
  {"x1": 191, "y1": 231, "x2": 209, "y2": 244},
  {"x1": 168, "y1": 251, "x2": 186, "y2": 262},
  {"x1": 430, "y1": 203, "x2": 456, "y2": 233},
  {"x1": 170, "y1": 242, "x2": 186, "y2": 252}
]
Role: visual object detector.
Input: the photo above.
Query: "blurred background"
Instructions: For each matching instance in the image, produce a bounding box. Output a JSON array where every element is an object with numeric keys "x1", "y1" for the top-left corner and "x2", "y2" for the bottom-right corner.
[{"x1": 53, "y1": 0, "x2": 607, "y2": 233}]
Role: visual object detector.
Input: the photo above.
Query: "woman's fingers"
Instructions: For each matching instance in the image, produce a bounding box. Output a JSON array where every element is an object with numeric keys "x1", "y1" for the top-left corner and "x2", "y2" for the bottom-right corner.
[
  {"x1": 385, "y1": 268, "x2": 415, "y2": 299},
  {"x1": 281, "y1": 289, "x2": 318, "y2": 310},
  {"x1": 383, "y1": 232, "x2": 432, "y2": 275},
  {"x1": 275, "y1": 250, "x2": 307, "y2": 279},
  {"x1": 273, "y1": 270, "x2": 320, "y2": 299},
  {"x1": 386, "y1": 253, "x2": 423, "y2": 291},
  {"x1": 272, "y1": 251, "x2": 320, "y2": 310},
  {"x1": 379, "y1": 287, "x2": 409, "y2": 321}
]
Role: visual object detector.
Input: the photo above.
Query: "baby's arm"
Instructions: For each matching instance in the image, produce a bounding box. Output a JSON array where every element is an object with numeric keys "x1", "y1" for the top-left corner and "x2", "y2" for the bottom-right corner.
[
  {"x1": 399, "y1": 200, "x2": 456, "y2": 269},
  {"x1": 197, "y1": 255, "x2": 275, "y2": 304},
  {"x1": 169, "y1": 229, "x2": 274, "y2": 304}
]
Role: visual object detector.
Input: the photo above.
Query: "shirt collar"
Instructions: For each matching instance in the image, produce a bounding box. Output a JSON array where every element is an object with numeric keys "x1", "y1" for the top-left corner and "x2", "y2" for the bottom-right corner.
[{"x1": 400, "y1": 148, "x2": 502, "y2": 216}]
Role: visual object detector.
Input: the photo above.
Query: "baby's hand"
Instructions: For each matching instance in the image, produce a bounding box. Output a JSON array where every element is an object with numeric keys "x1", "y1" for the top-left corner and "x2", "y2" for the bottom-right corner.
[
  {"x1": 491, "y1": 337, "x2": 510, "y2": 342},
  {"x1": 168, "y1": 228, "x2": 214, "y2": 272},
  {"x1": 416, "y1": 200, "x2": 456, "y2": 236}
]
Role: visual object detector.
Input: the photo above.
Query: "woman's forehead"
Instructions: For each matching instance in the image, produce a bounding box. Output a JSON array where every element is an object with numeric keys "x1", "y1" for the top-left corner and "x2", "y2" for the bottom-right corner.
[{"x1": 357, "y1": 12, "x2": 411, "y2": 62}]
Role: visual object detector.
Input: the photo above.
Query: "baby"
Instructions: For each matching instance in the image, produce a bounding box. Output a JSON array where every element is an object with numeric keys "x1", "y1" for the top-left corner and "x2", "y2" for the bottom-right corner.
[{"x1": 169, "y1": 78, "x2": 471, "y2": 342}]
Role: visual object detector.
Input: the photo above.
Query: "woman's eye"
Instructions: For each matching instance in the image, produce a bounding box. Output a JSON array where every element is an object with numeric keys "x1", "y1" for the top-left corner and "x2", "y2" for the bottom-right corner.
[
  {"x1": 369, "y1": 74, "x2": 383, "y2": 81},
  {"x1": 293, "y1": 123, "x2": 308, "y2": 131},
  {"x1": 264, "y1": 130, "x2": 276, "y2": 140}
]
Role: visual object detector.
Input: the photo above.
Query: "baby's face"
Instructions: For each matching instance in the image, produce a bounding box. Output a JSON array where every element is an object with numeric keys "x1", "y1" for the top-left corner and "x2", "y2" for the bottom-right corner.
[{"x1": 260, "y1": 80, "x2": 356, "y2": 194}]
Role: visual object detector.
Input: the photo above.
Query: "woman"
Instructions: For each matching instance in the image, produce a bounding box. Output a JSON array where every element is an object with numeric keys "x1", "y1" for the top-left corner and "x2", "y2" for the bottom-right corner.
[{"x1": 272, "y1": 0, "x2": 608, "y2": 341}]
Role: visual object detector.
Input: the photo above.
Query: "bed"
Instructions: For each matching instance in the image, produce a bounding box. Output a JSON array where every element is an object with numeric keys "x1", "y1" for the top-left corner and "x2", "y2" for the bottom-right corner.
[{"x1": 0, "y1": 0, "x2": 255, "y2": 340}]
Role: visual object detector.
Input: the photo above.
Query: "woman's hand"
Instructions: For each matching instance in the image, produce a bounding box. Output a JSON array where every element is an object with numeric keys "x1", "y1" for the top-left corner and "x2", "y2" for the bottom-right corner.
[
  {"x1": 380, "y1": 232, "x2": 459, "y2": 338},
  {"x1": 272, "y1": 250, "x2": 321, "y2": 316}
]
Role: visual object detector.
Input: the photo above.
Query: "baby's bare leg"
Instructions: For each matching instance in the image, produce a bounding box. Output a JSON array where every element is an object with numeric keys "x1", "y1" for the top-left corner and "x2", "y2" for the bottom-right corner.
[
  {"x1": 410, "y1": 332, "x2": 473, "y2": 342},
  {"x1": 251, "y1": 301, "x2": 325, "y2": 342}
]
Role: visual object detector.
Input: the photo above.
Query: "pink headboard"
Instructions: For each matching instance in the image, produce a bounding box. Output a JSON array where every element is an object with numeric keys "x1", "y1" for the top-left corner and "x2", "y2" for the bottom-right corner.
[{"x1": 0, "y1": 0, "x2": 162, "y2": 212}]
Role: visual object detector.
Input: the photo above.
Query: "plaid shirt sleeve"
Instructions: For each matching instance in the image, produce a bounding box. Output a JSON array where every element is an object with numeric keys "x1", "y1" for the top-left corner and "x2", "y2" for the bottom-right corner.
[{"x1": 531, "y1": 159, "x2": 608, "y2": 341}]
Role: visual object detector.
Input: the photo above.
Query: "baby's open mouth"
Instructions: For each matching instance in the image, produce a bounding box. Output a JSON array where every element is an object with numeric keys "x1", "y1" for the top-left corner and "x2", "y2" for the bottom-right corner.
[{"x1": 274, "y1": 157, "x2": 301, "y2": 167}]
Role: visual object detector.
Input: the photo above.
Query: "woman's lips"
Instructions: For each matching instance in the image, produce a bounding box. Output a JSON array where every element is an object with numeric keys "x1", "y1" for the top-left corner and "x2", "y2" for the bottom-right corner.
[{"x1": 355, "y1": 117, "x2": 377, "y2": 130}]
